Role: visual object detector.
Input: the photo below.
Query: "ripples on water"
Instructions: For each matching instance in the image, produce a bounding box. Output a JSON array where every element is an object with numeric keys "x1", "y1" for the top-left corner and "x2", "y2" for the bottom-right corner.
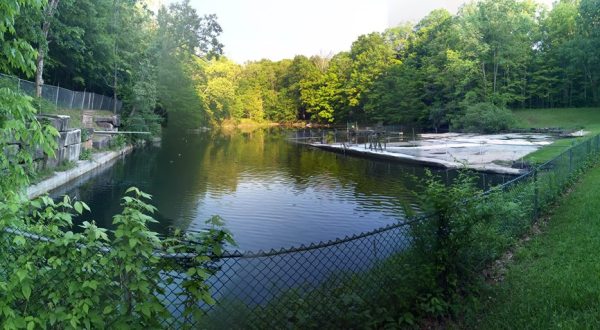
[{"x1": 50, "y1": 128, "x2": 510, "y2": 251}]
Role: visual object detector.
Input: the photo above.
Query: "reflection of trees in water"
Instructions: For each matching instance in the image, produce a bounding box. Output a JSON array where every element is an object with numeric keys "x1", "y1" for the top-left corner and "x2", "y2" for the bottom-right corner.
[
  {"x1": 57, "y1": 127, "x2": 511, "y2": 234},
  {"x1": 51, "y1": 149, "x2": 161, "y2": 232},
  {"x1": 172, "y1": 127, "x2": 427, "y2": 222}
]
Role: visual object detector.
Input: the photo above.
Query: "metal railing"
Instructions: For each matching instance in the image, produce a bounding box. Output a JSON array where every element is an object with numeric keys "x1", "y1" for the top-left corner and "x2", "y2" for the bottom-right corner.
[
  {"x1": 0, "y1": 133, "x2": 598, "y2": 328},
  {"x1": 0, "y1": 73, "x2": 122, "y2": 112}
]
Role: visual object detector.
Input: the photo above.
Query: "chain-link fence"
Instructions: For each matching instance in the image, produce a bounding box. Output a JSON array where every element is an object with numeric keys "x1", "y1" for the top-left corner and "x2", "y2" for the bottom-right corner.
[
  {"x1": 200, "y1": 133, "x2": 600, "y2": 328},
  {"x1": 0, "y1": 134, "x2": 598, "y2": 328},
  {"x1": 0, "y1": 73, "x2": 122, "y2": 112}
]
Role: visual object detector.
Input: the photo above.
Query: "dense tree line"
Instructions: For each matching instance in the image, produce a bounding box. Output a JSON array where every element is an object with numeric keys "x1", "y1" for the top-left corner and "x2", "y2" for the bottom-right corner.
[
  {"x1": 2, "y1": 0, "x2": 222, "y2": 131},
  {"x1": 197, "y1": 0, "x2": 600, "y2": 130},
  {"x1": 3, "y1": 0, "x2": 600, "y2": 131}
]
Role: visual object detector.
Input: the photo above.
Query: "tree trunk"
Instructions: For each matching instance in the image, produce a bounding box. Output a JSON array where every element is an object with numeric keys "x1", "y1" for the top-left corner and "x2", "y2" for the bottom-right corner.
[
  {"x1": 493, "y1": 50, "x2": 499, "y2": 94},
  {"x1": 112, "y1": 0, "x2": 119, "y2": 114},
  {"x1": 35, "y1": 0, "x2": 60, "y2": 98},
  {"x1": 481, "y1": 62, "x2": 487, "y2": 99},
  {"x1": 35, "y1": 51, "x2": 46, "y2": 98},
  {"x1": 113, "y1": 62, "x2": 118, "y2": 113}
]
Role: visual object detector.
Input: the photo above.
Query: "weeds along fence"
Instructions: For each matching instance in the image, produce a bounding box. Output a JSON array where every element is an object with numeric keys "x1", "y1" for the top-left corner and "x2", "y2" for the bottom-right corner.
[
  {"x1": 0, "y1": 73, "x2": 122, "y2": 112},
  {"x1": 202, "y1": 133, "x2": 600, "y2": 328},
  {"x1": 0, "y1": 134, "x2": 599, "y2": 328}
]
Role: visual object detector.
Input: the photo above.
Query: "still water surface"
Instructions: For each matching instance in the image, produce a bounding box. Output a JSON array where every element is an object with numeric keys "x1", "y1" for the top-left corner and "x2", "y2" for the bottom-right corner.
[{"x1": 50, "y1": 129, "x2": 508, "y2": 251}]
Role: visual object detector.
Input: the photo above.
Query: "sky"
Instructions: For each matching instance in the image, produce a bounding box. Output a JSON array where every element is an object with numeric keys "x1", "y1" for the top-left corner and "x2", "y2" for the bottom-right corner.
[{"x1": 157, "y1": 0, "x2": 555, "y2": 64}]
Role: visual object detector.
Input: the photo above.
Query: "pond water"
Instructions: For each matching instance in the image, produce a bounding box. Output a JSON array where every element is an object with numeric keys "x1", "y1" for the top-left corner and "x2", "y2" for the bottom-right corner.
[{"x1": 50, "y1": 128, "x2": 511, "y2": 251}]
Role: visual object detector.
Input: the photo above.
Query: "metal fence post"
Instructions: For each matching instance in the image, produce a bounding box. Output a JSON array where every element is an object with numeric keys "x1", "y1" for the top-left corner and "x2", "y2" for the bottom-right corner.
[
  {"x1": 0, "y1": 73, "x2": 121, "y2": 112},
  {"x1": 588, "y1": 139, "x2": 591, "y2": 155},
  {"x1": 372, "y1": 237, "x2": 378, "y2": 260},
  {"x1": 534, "y1": 168, "x2": 539, "y2": 219},
  {"x1": 569, "y1": 147, "x2": 573, "y2": 173},
  {"x1": 55, "y1": 84, "x2": 60, "y2": 110}
]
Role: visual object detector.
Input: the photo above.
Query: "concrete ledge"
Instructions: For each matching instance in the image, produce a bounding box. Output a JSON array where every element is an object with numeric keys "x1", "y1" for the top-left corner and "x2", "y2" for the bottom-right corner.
[
  {"x1": 27, "y1": 145, "x2": 133, "y2": 199},
  {"x1": 37, "y1": 114, "x2": 70, "y2": 132},
  {"x1": 58, "y1": 129, "x2": 81, "y2": 147},
  {"x1": 312, "y1": 143, "x2": 457, "y2": 168},
  {"x1": 311, "y1": 143, "x2": 527, "y2": 175}
]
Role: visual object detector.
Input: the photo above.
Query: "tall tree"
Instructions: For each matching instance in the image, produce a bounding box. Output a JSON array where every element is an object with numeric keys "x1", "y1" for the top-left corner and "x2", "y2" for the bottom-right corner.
[
  {"x1": 198, "y1": 57, "x2": 242, "y2": 123},
  {"x1": 530, "y1": 0, "x2": 577, "y2": 107},
  {"x1": 575, "y1": 0, "x2": 600, "y2": 104},
  {"x1": 279, "y1": 55, "x2": 321, "y2": 120},
  {"x1": 460, "y1": 0, "x2": 541, "y2": 105},
  {"x1": 156, "y1": 0, "x2": 224, "y2": 127},
  {"x1": 345, "y1": 32, "x2": 399, "y2": 122},
  {"x1": 34, "y1": 0, "x2": 60, "y2": 97}
]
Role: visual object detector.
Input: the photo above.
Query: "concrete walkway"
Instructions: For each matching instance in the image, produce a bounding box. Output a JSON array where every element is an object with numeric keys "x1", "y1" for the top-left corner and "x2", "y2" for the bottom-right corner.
[{"x1": 27, "y1": 146, "x2": 133, "y2": 199}]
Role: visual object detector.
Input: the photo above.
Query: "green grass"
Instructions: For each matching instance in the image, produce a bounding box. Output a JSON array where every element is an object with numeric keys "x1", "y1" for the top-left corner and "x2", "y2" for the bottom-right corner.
[
  {"x1": 523, "y1": 139, "x2": 578, "y2": 164},
  {"x1": 513, "y1": 107, "x2": 600, "y2": 132},
  {"x1": 466, "y1": 164, "x2": 600, "y2": 329},
  {"x1": 513, "y1": 108, "x2": 600, "y2": 163},
  {"x1": 38, "y1": 102, "x2": 114, "y2": 130}
]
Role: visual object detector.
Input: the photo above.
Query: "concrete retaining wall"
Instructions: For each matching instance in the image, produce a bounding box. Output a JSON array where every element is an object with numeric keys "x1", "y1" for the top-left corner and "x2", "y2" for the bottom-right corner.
[
  {"x1": 35, "y1": 114, "x2": 82, "y2": 168},
  {"x1": 27, "y1": 146, "x2": 133, "y2": 199}
]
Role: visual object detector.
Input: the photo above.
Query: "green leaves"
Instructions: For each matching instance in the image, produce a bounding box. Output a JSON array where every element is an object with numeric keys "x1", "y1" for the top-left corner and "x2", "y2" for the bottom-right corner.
[
  {"x1": 73, "y1": 201, "x2": 90, "y2": 215},
  {"x1": 21, "y1": 283, "x2": 31, "y2": 300},
  {"x1": 0, "y1": 87, "x2": 57, "y2": 200},
  {"x1": 0, "y1": 186, "x2": 234, "y2": 328},
  {"x1": 0, "y1": 0, "x2": 40, "y2": 77},
  {"x1": 452, "y1": 102, "x2": 516, "y2": 133}
]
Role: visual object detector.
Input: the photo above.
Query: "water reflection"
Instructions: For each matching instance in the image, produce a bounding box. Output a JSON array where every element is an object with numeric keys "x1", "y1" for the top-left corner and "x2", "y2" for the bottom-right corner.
[{"x1": 51, "y1": 128, "x2": 510, "y2": 251}]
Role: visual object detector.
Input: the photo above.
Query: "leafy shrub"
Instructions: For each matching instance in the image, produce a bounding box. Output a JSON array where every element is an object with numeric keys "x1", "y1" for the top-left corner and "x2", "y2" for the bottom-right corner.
[
  {"x1": 0, "y1": 88, "x2": 58, "y2": 199},
  {"x1": 217, "y1": 144, "x2": 600, "y2": 328},
  {"x1": 0, "y1": 188, "x2": 234, "y2": 328},
  {"x1": 123, "y1": 113, "x2": 162, "y2": 142},
  {"x1": 110, "y1": 134, "x2": 128, "y2": 150},
  {"x1": 406, "y1": 171, "x2": 486, "y2": 306},
  {"x1": 80, "y1": 148, "x2": 93, "y2": 160},
  {"x1": 452, "y1": 102, "x2": 516, "y2": 133}
]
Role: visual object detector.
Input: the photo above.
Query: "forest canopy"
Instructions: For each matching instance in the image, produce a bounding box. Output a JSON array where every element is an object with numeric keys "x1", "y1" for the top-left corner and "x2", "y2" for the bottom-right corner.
[
  {"x1": 3, "y1": 0, "x2": 599, "y2": 131},
  {"x1": 191, "y1": 0, "x2": 600, "y2": 129}
]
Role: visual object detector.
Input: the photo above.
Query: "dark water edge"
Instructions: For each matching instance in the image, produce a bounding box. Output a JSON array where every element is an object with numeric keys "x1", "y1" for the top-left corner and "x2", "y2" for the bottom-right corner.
[{"x1": 50, "y1": 128, "x2": 513, "y2": 251}]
